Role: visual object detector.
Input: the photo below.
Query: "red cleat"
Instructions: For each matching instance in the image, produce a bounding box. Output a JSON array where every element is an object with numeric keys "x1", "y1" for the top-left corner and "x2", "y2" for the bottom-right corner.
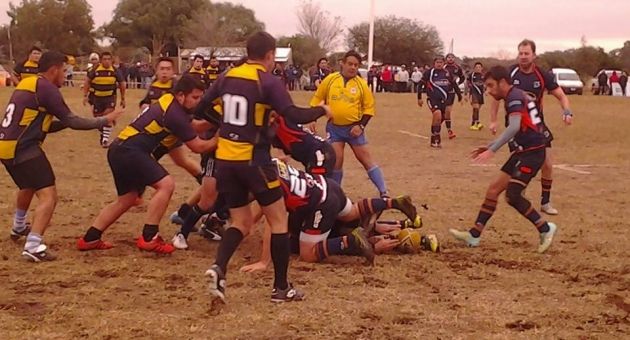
[
  {"x1": 77, "y1": 237, "x2": 113, "y2": 251},
  {"x1": 136, "y1": 235, "x2": 175, "y2": 254},
  {"x1": 448, "y1": 130, "x2": 457, "y2": 139}
]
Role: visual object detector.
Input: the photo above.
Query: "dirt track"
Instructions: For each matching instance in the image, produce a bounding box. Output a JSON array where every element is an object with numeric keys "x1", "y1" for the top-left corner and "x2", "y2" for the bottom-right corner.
[{"x1": 0, "y1": 89, "x2": 628, "y2": 339}]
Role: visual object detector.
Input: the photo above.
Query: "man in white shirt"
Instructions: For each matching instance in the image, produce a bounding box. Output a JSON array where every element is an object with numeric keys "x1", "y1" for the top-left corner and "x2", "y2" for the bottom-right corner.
[
  {"x1": 397, "y1": 65, "x2": 410, "y2": 93},
  {"x1": 411, "y1": 67, "x2": 423, "y2": 93}
]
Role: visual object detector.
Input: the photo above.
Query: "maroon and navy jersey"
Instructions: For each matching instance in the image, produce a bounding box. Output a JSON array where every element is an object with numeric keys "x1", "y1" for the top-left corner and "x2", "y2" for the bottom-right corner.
[
  {"x1": 445, "y1": 63, "x2": 465, "y2": 88},
  {"x1": 116, "y1": 93, "x2": 196, "y2": 153},
  {"x1": 272, "y1": 115, "x2": 327, "y2": 166},
  {"x1": 203, "y1": 62, "x2": 294, "y2": 165},
  {"x1": 0, "y1": 77, "x2": 74, "y2": 162},
  {"x1": 509, "y1": 64, "x2": 559, "y2": 119},
  {"x1": 275, "y1": 158, "x2": 327, "y2": 213},
  {"x1": 467, "y1": 72, "x2": 485, "y2": 96},
  {"x1": 504, "y1": 87, "x2": 546, "y2": 152},
  {"x1": 420, "y1": 68, "x2": 457, "y2": 101}
]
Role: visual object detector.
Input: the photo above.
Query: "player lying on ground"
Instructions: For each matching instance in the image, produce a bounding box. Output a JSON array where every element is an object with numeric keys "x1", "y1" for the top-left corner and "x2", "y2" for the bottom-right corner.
[
  {"x1": 239, "y1": 158, "x2": 422, "y2": 271},
  {"x1": 449, "y1": 66, "x2": 558, "y2": 253}
]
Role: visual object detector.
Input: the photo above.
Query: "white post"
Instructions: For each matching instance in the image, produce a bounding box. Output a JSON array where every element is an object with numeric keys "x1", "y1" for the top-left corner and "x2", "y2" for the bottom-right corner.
[{"x1": 367, "y1": 0, "x2": 376, "y2": 92}]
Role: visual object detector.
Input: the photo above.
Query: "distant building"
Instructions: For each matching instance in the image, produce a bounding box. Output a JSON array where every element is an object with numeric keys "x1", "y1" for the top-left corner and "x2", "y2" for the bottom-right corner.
[{"x1": 179, "y1": 47, "x2": 293, "y2": 70}]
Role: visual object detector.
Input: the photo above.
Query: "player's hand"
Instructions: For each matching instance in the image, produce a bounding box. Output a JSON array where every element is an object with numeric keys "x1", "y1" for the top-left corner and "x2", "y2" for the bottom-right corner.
[
  {"x1": 417, "y1": 100, "x2": 424, "y2": 107},
  {"x1": 304, "y1": 121, "x2": 317, "y2": 134},
  {"x1": 489, "y1": 121, "x2": 498, "y2": 135},
  {"x1": 375, "y1": 224, "x2": 401, "y2": 236},
  {"x1": 140, "y1": 104, "x2": 150, "y2": 112},
  {"x1": 239, "y1": 260, "x2": 269, "y2": 273},
  {"x1": 470, "y1": 145, "x2": 489, "y2": 159},
  {"x1": 321, "y1": 104, "x2": 333, "y2": 119},
  {"x1": 350, "y1": 124, "x2": 363, "y2": 138},
  {"x1": 373, "y1": 237, "x2": 401, "y2": 254},
  {"x1": 82, "y1": 96, "x2": 88, "y2": 107},
  {"x1": 562, "y1": 109, "x2": 573, "y2": 126},
  {"x1": 104, "y1": 109, "x2": 124, "y2": 125},
  {"x1": 473, "y1": 149, "x2": 495, "y2": 163},
  {"x1": 120, "y1": 99, "x2": 126, "y2": 109}
]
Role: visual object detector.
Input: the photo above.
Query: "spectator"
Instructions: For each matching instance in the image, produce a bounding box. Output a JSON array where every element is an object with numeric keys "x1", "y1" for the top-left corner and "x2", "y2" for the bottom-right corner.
[
  {"x1": 381, "y1": 65, "x2": 393, "y2": 92},
  {"x1": 610, "y1": 71, "x2": 620, "y2": 95},
  {"x1": 597, "y1": 71, "x2": 608, "y2": 95},
  {"x1": 397, "y1": 65, "x2": 410, "y2": 93},
  {"x1": 411, "y1": 66, "x2": 423, "y2": 93},
  {"x1": 367, "y1": 65, "x2": 377, "y2": 90},
  {"x1": 620, "y1": 71, "x2": 628, "y2": 96},
  {"x1": 311, "y1": 57, "x2": 330, "y2": 88}
]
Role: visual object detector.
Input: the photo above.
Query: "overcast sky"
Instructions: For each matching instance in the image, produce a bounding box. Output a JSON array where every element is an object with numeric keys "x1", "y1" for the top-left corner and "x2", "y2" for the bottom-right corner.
[{"x1": 1, "y1": 0, "x2": 629, "y2": 57}]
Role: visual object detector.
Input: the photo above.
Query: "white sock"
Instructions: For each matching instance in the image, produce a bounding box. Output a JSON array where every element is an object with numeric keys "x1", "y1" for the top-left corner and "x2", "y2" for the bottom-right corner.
[{"x1": 24, "y1": 232, "x2": 43, "y2": 252}]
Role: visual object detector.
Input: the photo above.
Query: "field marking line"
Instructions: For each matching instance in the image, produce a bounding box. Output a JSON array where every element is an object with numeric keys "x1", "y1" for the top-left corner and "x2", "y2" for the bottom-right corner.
[{"x1": 398, "y1": 130, "x2": 430, "y2": 139}]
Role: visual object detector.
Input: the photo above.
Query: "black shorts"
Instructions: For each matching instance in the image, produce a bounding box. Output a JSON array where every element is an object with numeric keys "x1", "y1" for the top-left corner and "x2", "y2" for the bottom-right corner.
[
  {"x1": 93, "y1": 96, "x2": 116, "y2": 115},
  {"x1": 305, "y1": 142, "x2": 336, "y2": 177},
  {"x1": 108, "y1": 143, "x2": 169, "y2": 196},
  {"x1": 215, "y1": 161, "x2": 283, "y2": 208},
  {"x1": 471, "y1": 92, "x2": 484, "y2": 105},
  {"x1": 427, "y1": 98, "x2": 446, "y2": 113},
  {"x1": 2, "y1": 154, "x2": 55, "y2": 190},
  {"x1": 500, "y1": 149, "x2": 545, "y2": 185},
  {"x1": 446, "y1": 93, "x2": 456, "y2": 106},
  {"x1": 292, "y1": 180, "x2": 352, "y2": 240},
  {"x1": 201, "y1": 153, "x2": 216, "y2": 178}
]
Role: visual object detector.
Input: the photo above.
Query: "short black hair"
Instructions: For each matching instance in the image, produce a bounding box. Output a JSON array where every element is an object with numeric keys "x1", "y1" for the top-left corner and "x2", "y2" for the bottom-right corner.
[
  {"x1": 193, "y1": 54, "x2": 204, "y2": 62},
  {"x1": 172, "y1": 74, "x2": 205, "y2": 95},
  {"x1": 210, "y1": 56, "x2": 217, "y2": 60},
  {"x1": 156, "y1": 57, "x2": 174, "y2": 67},
  {"x1": 101, "y1": 52, "x2": 113, "y2": 58},
  {"x1": 29, "y1": 46, "x2": 42, "y2": 54},
  {"x1": 518, "y1": 39, "x2": 537, "y2": 54},
  {"x1": 483, "y1": 65, "x2": 511, "y2": 83},
  {"x1": 343, "y1": 50, "x2": 362, "y2": 62},
  {"x1": 474, "y1": 62, "x2": 483, "y2": 67},
  {"x1": 38, "y1": 51, "x2": 67, "y2": 72},
  {"x1": 247, "y1": 31, "x2": 276, "y2": 60},
  {"x1": 446, "y1": 53, "x2": 455, "y2": 58},
  {"x1": 317, "y1": 57, "x2": 328, "y2": 65},
  {"x1": 434, "y1": 55, "x2": 445, "y2": 62}
]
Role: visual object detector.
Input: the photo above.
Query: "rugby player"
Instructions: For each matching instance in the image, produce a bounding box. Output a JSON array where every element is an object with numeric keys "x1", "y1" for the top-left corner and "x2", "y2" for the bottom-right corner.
[
  {"x1": 466, "y1": 62, "x2": 485, "y2": 130},
  {"x1": 443, "y1": 53, "x2": 465, "y2": 138}
]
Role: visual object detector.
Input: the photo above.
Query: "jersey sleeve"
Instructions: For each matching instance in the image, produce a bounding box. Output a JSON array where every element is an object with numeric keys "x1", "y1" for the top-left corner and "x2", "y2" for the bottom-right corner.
[
  {"x1": 14, "y1": 63, "x2": 24, "y2": 77},
  {"x1": 263, "y1": 73, "x2": 294, "y2": 112},
  {"x1": 86, "y1": 69, "x2": 96, "y2": 80},
  {"x1": 505, "y1": 95, "x2": 526, "y2": 115},
  {"x1": 164, "y1": 110, "x2": 196, "y2": 143},
  {"x1": 542, "y1": 69, "x2": 559, "y2": 91},
  {"x1": 309, "y1": 74, "x2": 332, "y2": 106},
  {"x1": 38, "y1": 80, "x2": 74, "y2": 119},
  {"x1": 115, "y1": 68, "x2": 125, "y2": 83}
]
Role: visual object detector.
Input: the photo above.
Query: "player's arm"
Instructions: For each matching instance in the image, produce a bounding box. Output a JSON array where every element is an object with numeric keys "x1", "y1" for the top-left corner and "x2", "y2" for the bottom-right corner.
[
  {"x1": 139, "y1": 89, "x2": 151, "y2": 109},
  {"x1": 309, "y1": 74, "x2": 331, "y2": 106},
  {"x1": 267, "y1": 76, "x2": 329, "y2": 123},
  {"x1": 117, "y1": 71, "x2": 126, "y2": 108},
  {"x1": 457, "y1": 68, "x2": 466, "y2": 85},
  {"x1": 487, "y1": 114, "x2": 521, "y2": 152},
  {"x1": 42, "y1": 83, "x2": 120, "y2": 130},
  {"x1": 166, "y1": 110, "x2": 217, "y2": 154},
  {"x1": 417, "y1": 71, "x2": 429, "y2": 103},
  {"x1": 450, "y1": 74, "x2": 463, "y2": 101},
  {"x1": 82, "y1": 71, "x2": 94, "y2": 106},
  {"x1": 549, "y1": 87, "x2": 573, "y2": 124},
  {"x1": 489, "y1": 98, "x2": 500, "y2": 134},
  {"x1": 9, "y1": 64, "x2": 21, "y2": 85}
]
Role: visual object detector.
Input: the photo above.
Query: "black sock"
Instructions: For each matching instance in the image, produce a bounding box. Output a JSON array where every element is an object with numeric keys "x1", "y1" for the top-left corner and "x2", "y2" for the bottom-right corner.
[
  {"x1": 473, "y1": 108, "x2": 480, "y2": 124},
  {"x1": 181, "y1": 204, "x2": 208, "y2": 238},
  {"x1": 445, "y1": 119, "x2": 452, "y2": 130},
  {"x1": 142, "y1": 224, "x2": 159, "y2": 242},
  {"x1": 271, "y1": 233, "x2": 290, "y2": 290},
  {"x1": 431, "y1": 125, "x2": 440, "y2": 144},
  {"x1": 177, "y1": 203, "x2": 192, "y2": 220},
  {"x1": 214, "y1": 227, "x2": 244, "y2": 275},
  {"x1": 541, "y1": 178, "x2": 552, "y2": 205},
  {"x1": 84, "y1": 226, "x2": 103, "y2": 242},
  {"x1": 470, "y1": 197, "x2": 497, "y2": 237}
]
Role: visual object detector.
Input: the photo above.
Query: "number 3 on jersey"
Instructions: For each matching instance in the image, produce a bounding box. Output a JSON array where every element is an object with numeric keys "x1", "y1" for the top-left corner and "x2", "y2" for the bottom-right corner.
[
  {"x1": 2, "y1": 103, "x2": 16, "y2": 128},
  {"x1": 222, "y1": 94, "x2": 248, "y2": 126},
  {"x1": 527, "y1": 101, "x2": 542, "y2": 125}
]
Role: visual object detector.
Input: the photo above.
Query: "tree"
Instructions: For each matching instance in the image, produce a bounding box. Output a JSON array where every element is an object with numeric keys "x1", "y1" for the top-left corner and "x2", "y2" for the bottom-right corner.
[
  {"x1": 296, "y1": 0, "x2": 343, "y2": 52},
  {"x1": 103, "y1": 0, "x2": 207, "y2": 56},
  {"x1": 278, "y1": 34, "x2": 326, "y2": 67},
  {"x1": 609, "y1": 40, "x2": 630, "y2": 72},
  {"x1": 347, "y1": 16, "x2": 442, "y2": 65},
  {"x1": 182, "y1": 2, "x2": 265, "y2": 48},
  {"x1": 7, "y1": 0, "x2": 96, "y2": 59}
]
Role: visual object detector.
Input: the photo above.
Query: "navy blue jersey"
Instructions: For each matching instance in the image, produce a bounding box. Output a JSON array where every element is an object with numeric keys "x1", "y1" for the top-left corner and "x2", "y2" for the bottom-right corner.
[
  {"x1": 504, "y1": 87, "x2": 546, "y2": 152},
  {"x1": 467, "y1": 72, "x2": 485, "y2": 95},
  {"x1": 509, "y1": 65, "x2": 558, "y2": 119},
  {"x1": 420, "y1": 68, "x2": 457, "y2": 101},
  {"x1": 275, "y1": 158, "x2": 326, "y2": 213},
  {"x1": 272, "y1": 115, "x2": 326, "y2": 166},
  {"x1": 445, "y1": 63, "x2": 465, "y2": 88}
]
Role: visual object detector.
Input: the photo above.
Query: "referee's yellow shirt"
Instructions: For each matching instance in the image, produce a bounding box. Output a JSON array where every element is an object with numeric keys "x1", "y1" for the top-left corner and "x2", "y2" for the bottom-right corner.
[{"x1": 309, "y1": 72, "x2": 375, "y2": 126}]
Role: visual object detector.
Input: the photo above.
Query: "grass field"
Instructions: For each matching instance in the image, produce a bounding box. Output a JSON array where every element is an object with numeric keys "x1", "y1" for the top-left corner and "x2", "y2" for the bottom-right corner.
[{"x1": 0, "y1": 87, "x2": 629, "y2": 339}]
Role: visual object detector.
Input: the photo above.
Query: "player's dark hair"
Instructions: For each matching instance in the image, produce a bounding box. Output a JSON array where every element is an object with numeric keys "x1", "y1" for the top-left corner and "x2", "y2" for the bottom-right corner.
[
  {"x1": 474, "y1": 62, "x2": 483, "y2": 67},
  {"x1": 38, "y1": 51, "x2": 68, "y2": 72},
  {"x1": 193, "y1": 54, "x2": 204, "y2": 62},
  {"x1": 247, "y1": 31, "x2": 276, "y2": 60},
  {"x1": 434, "y1": 55, "x2": 445, "y2": 62},
  {"x1": 235, "y1": 56, "x2": 248, "y2": 67},
  {"x1": 101, "y1": 52, "x2": 112, "y2": 58},
  {"x1": 343, "y1": 50, "x2": 362, "y2": 62},
  {"x1": 518, "y1": 39, "x2": 537, "y2": 54},
  {"x1": 483, "y1": 65, "x2": 511, "y2": 83},
  {"x1": 317, "y1": 57, "x2": 328, "y2": 66},
  {"x1": 210, "y1": 55, "x2": 217, "y2": 60},
  {"x1": 172, "y1": 74, "x2": 205, "y2": 95},
  {"x1": 446, "y1": 53, "x2": 455, "y2": 58},
  {"x1": 29, "y1": 46, "x2": 42, "y2": 54},
  {"x1": 156, "y1": 57, "x2": 174, "y2": 67}
]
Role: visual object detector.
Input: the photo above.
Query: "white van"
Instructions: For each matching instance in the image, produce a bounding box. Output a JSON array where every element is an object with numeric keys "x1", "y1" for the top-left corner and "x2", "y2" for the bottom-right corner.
[{"x1": 551, "y1": 68, "x2": 583, "y2": 95}]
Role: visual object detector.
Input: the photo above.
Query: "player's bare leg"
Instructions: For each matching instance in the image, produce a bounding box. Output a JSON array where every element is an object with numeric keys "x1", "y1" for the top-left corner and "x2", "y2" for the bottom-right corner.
[
  {"x1": 168, "y1": 146, "x2": 202, "y2": 178},
  {"x1": 11, "y1": 189, "x2": 35, "y2": 239},
  {"x1": 450, "y1": 172, "x2": 510, "y2": 247},
  {"x1": 444, "y1": 105, "x2": 456, "y2": 139},
  {"x1": 540, "y1": 148, "x2": 557, "y2": 215},
  {"x1": 470, "y1": 102, "x2": 483, "y2": 131},
  {"x1": 21, "y1": 186, "x2": 58, "y2": 261},
  {"x1": 350, "y1": 144, "x2": 388, "y2": 197},
  {"x1": 330, "y1": 141, "x2": 345, "y2": 184},
  {"x1": 430, "y1": 110, "x2": 443, "y2": 148}
]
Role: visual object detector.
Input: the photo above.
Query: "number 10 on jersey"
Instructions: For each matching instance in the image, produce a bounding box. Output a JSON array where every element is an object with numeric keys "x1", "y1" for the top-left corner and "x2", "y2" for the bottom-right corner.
[{"x1": 222, "y1": 94, "x2": 248, "y2": 126}]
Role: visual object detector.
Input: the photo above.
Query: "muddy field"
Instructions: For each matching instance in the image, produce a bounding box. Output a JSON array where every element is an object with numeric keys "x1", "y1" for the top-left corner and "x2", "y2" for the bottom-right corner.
[{"x1": 0, "y1": 88, "x2": 628, "y2": 339}]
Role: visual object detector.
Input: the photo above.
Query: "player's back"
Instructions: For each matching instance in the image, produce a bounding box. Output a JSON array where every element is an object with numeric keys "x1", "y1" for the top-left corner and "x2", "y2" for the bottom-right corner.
[
  {"x1": 215, "y1": 62, "x2": 284, "y2": 164},
  {"x1": 274, "y1": 158, "x2": 326, "y2": 212},
  {"x1": 504, "y1": 87, "x2": 545, "y2": 152}
]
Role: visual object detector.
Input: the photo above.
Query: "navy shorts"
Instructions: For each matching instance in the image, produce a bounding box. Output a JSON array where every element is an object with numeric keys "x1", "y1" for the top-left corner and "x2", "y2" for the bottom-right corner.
[
  {"x1": 215, "y1": 161, "x2": 283, "y2": 209},
  {"x1": 446, "y1": 93, "x2": 456, "y2": 106},
  {"x1": 2, "y1": 154, "x2": 55, "y2": 191},
  {"x1": 427, "y1": 98, "x2": 446, "y2": 113},
  {"x1": 108, "y1": 142, "x2": 169, "y2": 196},
  {"x1": 326, "y1": 122, "x2": 367, "y2": 146},
  {"x1": 500, "y1": 149, "x2": 545, "y2": 185},
  {"x1": 92, "y1": 96, "x2": 116, "y2": 115}
]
